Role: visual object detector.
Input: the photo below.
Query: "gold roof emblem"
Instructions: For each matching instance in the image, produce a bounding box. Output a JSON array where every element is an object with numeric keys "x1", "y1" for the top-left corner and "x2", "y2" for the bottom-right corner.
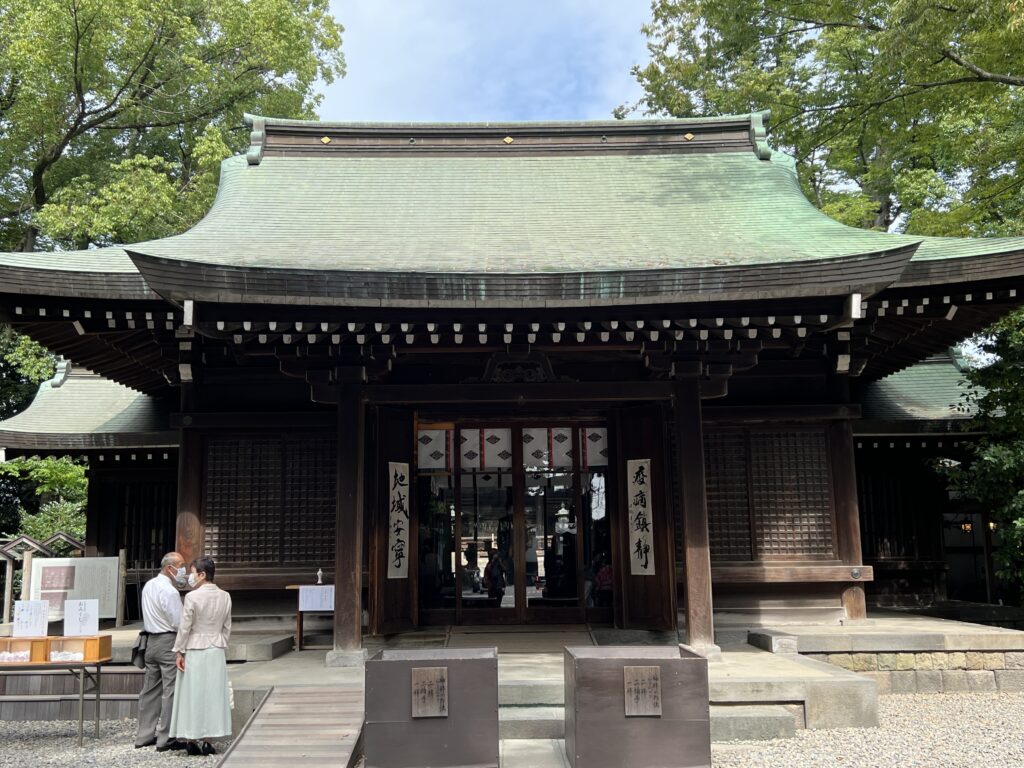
[
  {"x1": 503, "y1": 136, "x2": 514, "y2": 144},
  {"x1": 320, "y1": 136, "x2": 332, "y2": 145},
  {"x1": 683, "y1": 132, "x2": 695, "y2": 141}
]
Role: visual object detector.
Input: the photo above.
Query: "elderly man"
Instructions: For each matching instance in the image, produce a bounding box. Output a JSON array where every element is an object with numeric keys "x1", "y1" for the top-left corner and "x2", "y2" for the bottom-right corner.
[{"x1": 134, "y1": 551, "x2": 186, "y2": 751}]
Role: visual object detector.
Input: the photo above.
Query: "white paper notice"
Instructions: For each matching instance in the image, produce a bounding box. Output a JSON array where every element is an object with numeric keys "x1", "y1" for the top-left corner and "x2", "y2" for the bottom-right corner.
[
  {"x1": 298, "y1": 585, "x2": 335, "y2": 612},
  {"x1": 13, "y1": 600, "x2": 49, "y2": 637},
  {"x1": 627, "y1": 458, "x2": 656, "y2": 576},
  {"x1": 387, "y1": 461, "x2": 410, "y2": 579},
  {"x1": 64, "y1": 599, "x2": 99, "y2": 637}
]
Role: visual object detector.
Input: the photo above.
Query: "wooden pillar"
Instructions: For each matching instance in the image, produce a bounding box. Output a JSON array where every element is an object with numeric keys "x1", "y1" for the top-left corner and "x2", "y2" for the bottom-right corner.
[
  {"x1": 674, "y1": 380, "x2": 716, "y2": 650},
  {"x1": 2, "y1": 555, "x2": 12, "y2": 624},
  {"x1": 829, "y1": 420, "x2": 867, "y2": 619},
  {"x1": 175, "y1": 430, "x2": 204, "y2": 565},
  {"x1": 331, "y1": 383, "x2": 366, "y2": 659},
  {"x1": 84, "y1": 469, "x2": 100, "y2": 557}
]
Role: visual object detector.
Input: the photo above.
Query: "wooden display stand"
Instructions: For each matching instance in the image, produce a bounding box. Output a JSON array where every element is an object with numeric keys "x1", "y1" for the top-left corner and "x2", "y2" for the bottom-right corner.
[
  {"x1": 0, "y1": 637, "x2": 49, "y2": 663},
  {"x1": 0, "y1": 634, "x2": 113, "y2": 747},
  {"x1": 48, "y1": 635, "x2": 113, "y2": 663}
]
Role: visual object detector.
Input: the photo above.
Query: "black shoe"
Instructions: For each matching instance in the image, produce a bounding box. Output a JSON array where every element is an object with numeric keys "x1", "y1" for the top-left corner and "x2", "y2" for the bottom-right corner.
[
  {"x1": 185, "y1": 742, "x2": 203, "y2": 757},
  {"x1": 134, "y1": 739, "x2": 156, "y2": 749},
  {"x1": 201, "y1": 742, "x2": 217, "y2": 756},
  {"x1": 156, "y1": 740, "x2": 186, "y2": 753}
]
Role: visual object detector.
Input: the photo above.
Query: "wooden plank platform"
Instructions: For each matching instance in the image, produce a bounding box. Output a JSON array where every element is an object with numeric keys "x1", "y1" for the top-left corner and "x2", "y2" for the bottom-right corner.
[{"x1": 219, "y1": 685, "x2": 364, "y2": 768}]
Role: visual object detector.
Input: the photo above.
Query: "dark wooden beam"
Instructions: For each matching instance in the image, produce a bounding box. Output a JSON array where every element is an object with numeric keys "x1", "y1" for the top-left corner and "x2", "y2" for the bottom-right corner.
[
  {"x1": 711, "y1": 564, "x2": 873, "y2": 583},
  {"x1": 828, "y1": 421, "x2": 867, "y2": 619},
  {"x1": 673, "y1": 380, "x2": 715, "y2": 649},
  {"x1": 174, "y1": 430, "x2": 204, "y2": 565},
  {"x1": 364, "y1": 381, "x2": 675, "y2": 404},
  {"x1": 331, "y1": 384, "x2": 366, "y2": 657},
  {"x1": 703, "y1": 404, "x2": 861, "y2": 423}
]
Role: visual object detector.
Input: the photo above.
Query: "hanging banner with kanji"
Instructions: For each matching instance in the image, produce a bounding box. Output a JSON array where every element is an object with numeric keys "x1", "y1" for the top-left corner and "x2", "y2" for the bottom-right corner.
[
  {"x1": 387, "y1": 461, "x2": 411, "y2": 579},
  {"x1": 627, "y1": 458, "x2": 655, "y2": 576}
]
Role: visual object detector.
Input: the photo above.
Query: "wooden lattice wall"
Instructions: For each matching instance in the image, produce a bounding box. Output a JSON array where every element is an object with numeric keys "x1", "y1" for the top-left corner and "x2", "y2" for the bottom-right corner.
[
  {"x1": 704, "y1": 426, "x2": 837, "y2": 561},
  {"x1": 204, "y1": 435, "x2": 337, "y2": 566}
]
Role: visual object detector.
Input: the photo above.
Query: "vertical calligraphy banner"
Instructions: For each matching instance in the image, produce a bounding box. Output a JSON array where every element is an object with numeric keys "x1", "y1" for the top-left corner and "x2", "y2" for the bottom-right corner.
[
  {"x1": 627, "y1": 458, "x2": 656, "y2": 576},
  {"x1": 387, "y1": 461, "x2": 411, "y2": 579}
]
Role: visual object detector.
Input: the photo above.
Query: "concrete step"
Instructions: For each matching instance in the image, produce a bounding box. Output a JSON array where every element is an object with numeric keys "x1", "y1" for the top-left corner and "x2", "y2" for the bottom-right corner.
[
  {"x1": 500, "y1": 706, "x2": 565, "y2": 740},
  {"x1": 499, "y1": 704, "x2": 799, "y2": 742},
  {"x1": 499, "y1": 680, "x2": 563, "y2": 706},
  {"x1": 710, "y1": 704, "x2": 797, "y2": 742}
]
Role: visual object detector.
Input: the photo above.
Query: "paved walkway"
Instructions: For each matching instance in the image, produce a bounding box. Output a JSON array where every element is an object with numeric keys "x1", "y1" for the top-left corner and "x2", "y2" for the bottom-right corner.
[{"x1": 218, "y1": 685, "x2": 363, "y2": 768}]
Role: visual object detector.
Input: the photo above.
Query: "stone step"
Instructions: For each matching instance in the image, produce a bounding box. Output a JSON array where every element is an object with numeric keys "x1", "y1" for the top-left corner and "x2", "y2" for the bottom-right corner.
[
  {"x1": 499, "y1": 704, "x2": 799, "y2": 742},
  {"x1": 499, "y1": 680, "x2": 563, "y2": 706},
  {"x1": 499, "y1": 706, "x2": 565, "y2": 740},
  {"x1": 710, "y1": 704, "x2": 797, "y2": 742}
]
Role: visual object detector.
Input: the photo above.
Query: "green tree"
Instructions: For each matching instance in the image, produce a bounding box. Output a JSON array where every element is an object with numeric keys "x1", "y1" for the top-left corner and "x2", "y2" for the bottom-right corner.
[
  {"x1": 0, "y1": 455, "x2": 88, "y2": 543},
  {"x1": 0, "y1": 326, "x2": 55, "y2": 419},
  {"x1": 946, "y1": 316, "x2": 1024, "y2": 595},
  {"x1": 1, "y1": 0, "x2": 345, "y2": 251},
  {"x1": 623, "y1": 0, "x2": 1024, "y2": 236}
]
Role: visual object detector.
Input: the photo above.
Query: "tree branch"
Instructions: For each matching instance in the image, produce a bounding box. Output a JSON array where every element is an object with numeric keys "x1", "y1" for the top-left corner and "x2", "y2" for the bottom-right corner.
[{"x1": 940, "y1": 49, "x2": 1024, "y2": 87}]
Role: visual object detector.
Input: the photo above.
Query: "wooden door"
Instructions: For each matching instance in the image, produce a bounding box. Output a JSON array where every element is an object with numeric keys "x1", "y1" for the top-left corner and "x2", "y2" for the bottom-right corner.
[
  {"x1": 370, "y1": 406, "x2": 416, "y2": 634},
  {"x1": 612, "y1": 404, "x2": 677, "y2": 631}
]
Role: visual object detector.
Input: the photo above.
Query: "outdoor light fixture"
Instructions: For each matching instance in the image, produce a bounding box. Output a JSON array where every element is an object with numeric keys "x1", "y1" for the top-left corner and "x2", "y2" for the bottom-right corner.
[
  {"x1": 961, "y1": 521, "x2": 974, "y2": 534},
  {"x1": 989, "y1": 521, "x2": 998, "y2": 531}
]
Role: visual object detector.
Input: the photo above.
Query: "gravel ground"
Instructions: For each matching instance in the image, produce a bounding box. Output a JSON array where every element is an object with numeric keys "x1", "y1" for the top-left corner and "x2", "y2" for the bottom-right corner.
[
  {"x1": 712, "y1": 692, "x2": 1024, "y2": 768},
  {"x1": 0, "y1": 719, "x2": 231, "y2": 767}
]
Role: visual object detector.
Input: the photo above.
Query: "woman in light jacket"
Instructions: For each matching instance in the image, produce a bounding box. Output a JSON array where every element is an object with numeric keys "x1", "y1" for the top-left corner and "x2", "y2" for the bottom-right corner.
[{"x1": 169, "y1": 556, "x2": 232, "y2": 756}]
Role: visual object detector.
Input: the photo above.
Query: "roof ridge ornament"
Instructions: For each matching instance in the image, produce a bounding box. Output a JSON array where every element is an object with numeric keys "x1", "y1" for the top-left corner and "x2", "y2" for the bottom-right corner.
[
  {"x1": 245, "y1": 114, "x2": 266, "y2": 165},
  {"x1": 749, "y1": 110, "x2": 772, "y2": 160}
]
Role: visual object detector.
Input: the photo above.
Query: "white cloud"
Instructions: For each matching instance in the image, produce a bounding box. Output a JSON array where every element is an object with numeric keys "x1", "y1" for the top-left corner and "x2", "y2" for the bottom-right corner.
[{"x1": 319, "y1": 1, "x2": 650, "y2": 121}]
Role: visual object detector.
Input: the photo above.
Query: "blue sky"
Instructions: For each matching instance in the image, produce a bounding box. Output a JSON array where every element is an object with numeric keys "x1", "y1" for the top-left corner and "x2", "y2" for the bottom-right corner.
[{"x1": 319, "y1": 1, "x2": 652, "y2": 122}]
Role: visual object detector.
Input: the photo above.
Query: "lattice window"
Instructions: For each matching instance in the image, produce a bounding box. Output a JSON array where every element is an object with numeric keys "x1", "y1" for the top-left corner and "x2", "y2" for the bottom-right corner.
[
  {"x1": 704, "y1": 430, "x2": 753, "y2": 561},
  {"x1": 283, "y1": 437, "x2": 337, "y2": 565},
  {"x1": 205, "y1": 435, "x2": 336, "y2": 566},
  {"x1": 749, "y1": 430, "x2": 835, "y2": 559}
]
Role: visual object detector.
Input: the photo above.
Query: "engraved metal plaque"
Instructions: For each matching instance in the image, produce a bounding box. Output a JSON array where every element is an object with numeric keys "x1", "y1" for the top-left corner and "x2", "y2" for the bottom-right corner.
[
  {"x1": 623, "y1": 665, "x2": 662, "y2": 717},
  {"x1": 411, "y1": 666, "x2": 449, "y2": 718}
]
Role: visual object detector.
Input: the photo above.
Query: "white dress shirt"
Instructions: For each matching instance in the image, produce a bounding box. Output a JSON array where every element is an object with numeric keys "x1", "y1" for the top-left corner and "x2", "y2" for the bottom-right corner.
[{"x1": 141, "y1": 573, "x2": 183, "y2": 634}]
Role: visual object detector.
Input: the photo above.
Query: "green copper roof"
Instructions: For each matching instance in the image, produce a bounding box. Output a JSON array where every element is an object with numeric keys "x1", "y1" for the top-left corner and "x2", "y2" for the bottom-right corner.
[
  {"x1": 860, "y1": 353, "x2": 976, "y2": 422},
  {"x1": 131, "y1": 150, "x2": 916, "y2": 273},
  {"x1": 0, "y1": 362, "x2": 174, "y2": 449}
]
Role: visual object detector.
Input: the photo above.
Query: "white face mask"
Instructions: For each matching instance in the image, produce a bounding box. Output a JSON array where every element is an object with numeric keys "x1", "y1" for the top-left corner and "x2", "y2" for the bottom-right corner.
[
  {"x1": 172, "y1": 566, "x2": 186, "y2": 587},
  {"x1": 187, "y1": 572, "x2": 199, "y2": 588}
]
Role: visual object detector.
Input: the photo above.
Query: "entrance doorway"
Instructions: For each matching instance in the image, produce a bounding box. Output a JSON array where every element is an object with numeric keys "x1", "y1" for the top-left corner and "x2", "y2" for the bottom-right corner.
[{"x1": 414, "y1": 422, "x2": 613, "y2": 625}]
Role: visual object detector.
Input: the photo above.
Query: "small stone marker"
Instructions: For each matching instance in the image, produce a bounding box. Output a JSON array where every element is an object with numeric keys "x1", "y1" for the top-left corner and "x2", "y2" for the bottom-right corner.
[
  {"x1": 411, "y1": 666, "x2": 448, "y2": 718},
  {"x1": 623, "y1": 665, "x2": 662, "y2": 717}
]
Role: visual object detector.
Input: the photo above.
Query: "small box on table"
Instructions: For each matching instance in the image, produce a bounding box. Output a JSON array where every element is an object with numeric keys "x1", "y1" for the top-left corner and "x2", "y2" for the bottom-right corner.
[
  {"x1": 0, "y1": 637, "x2": 49, "y2": 664},
  {"x1": 48, "y1": 635, "x2": 112, "y2": 663}
]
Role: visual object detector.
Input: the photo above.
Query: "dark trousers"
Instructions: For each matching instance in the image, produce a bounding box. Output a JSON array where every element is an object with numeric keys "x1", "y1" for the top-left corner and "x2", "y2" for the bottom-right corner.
[{"x1": 135, "y1": 633, "x2": 177, "y2": 747}]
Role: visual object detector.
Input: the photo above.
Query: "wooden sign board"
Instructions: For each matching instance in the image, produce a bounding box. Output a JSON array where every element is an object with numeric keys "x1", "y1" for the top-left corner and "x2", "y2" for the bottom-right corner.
[
  {"x1": 387, "y1": 461, "x2": 410, "y2": 579},
  {"x1": 623, "y1": 665, "x2": 662, "y2": 717},
  {"x1": 627, "y1": 459, "x2": 656, "y2": 576},
  {"x1": 411, "y1": 666, "x2": 449, "y2": 718},
  {"x1": 13, "y1": 600, "x2": 49, "y2": 638},
  {"x1": 28, "y1": 557, "x2": 119, "y2": 620}
]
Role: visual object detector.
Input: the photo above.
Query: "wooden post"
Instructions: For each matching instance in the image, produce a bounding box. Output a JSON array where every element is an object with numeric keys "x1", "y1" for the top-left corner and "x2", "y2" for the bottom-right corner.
[
  {"x1": 115, "y1": 548, "x2": 127, "y2": 628},
  {"x1": 175, "y1": 430, "x2": 204, "y2": 565},
  {"x1": 829, "y1": 421, "x2": 867, "y2": 620},
  {"x1": 328, "y1": 383, "x2": 367, "y2": 664},
  {"x1": 20, "y1": 551, "x2": 32, "y2": 601},
  {"x1": 673, "y1": 380, "x2": 717, "y2": 653},
  {"x1": 2, "y1": 556, "x2": 12, "y2": 625}
]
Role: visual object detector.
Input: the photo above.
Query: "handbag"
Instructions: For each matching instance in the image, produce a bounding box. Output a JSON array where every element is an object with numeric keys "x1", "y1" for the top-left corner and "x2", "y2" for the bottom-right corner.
[{"x1": 131, "y1": 631, "x2": 149, "y2": 670}]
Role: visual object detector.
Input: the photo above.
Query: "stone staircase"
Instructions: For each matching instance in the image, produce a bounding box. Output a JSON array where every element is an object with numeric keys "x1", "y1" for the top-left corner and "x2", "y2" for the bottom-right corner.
[{"x1": 496, "y1": 668, "x2": 797, "y2": 742}]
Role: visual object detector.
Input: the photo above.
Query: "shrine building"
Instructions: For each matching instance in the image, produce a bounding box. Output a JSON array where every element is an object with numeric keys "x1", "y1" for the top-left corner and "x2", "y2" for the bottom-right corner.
[{"x1": 1, "y1": 113, "x2": 1021, "y2": 657}]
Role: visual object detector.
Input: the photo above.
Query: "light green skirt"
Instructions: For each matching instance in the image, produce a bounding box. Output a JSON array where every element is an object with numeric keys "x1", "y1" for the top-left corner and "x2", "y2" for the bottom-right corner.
[{"x1": 169, "y1": 647, "x2": 232, "y2": 740}]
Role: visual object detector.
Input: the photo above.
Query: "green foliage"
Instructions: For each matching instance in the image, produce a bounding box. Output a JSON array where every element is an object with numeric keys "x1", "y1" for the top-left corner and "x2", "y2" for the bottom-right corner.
[
  {"x1": 17, "y1": 500, "x2": 86, "y2": 544},
  {"x1": 945, "y1": 310, "x2": 1024, "y2": 592},
  {"x1": 0, "y1": 456, "x2": 87, "y2": 507},
  {"x1": 0, "y1": 327, "x2": 55, "y2": 419},
  {"x1": 0, "y1": 0, "x2": 345, "y2": 252},
  {"x1": 626, "y1": 0, "x2": 1024, "y2": 236}
]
